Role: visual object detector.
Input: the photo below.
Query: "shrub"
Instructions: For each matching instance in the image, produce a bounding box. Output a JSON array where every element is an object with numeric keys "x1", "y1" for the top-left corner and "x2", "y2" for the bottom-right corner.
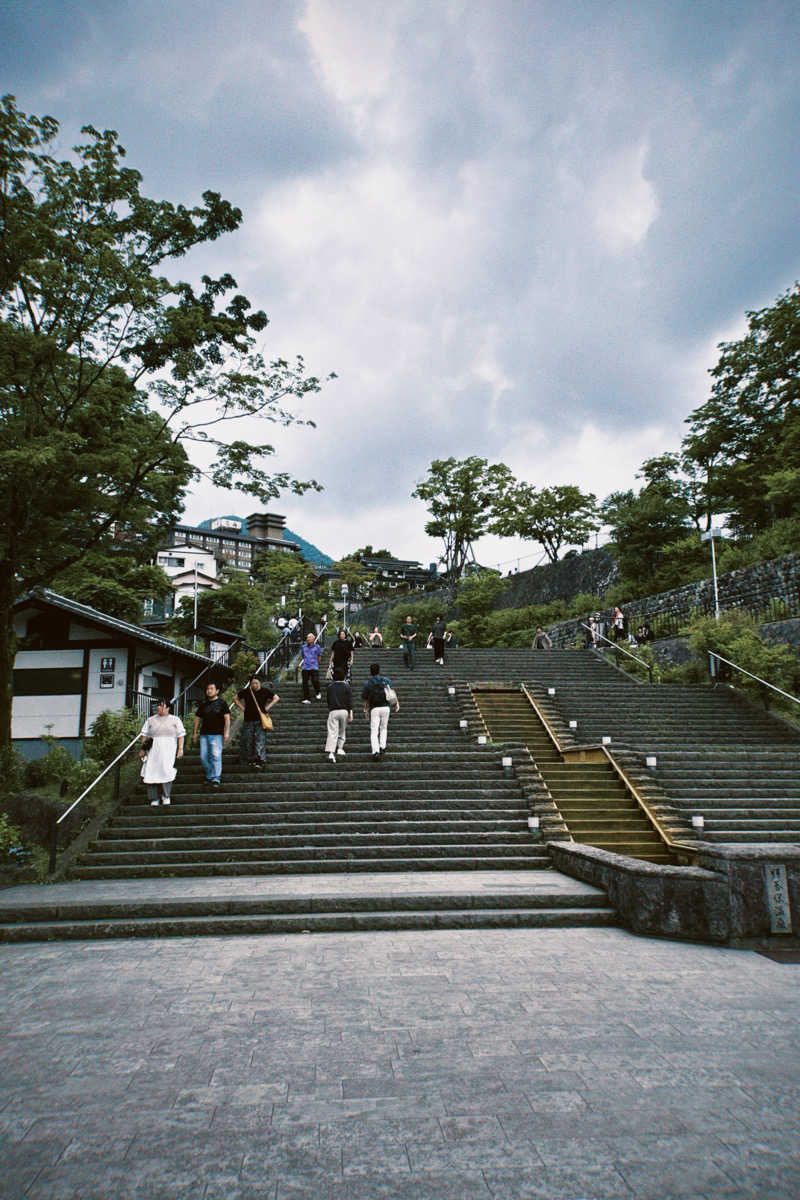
[
  {"x1": 687, "y1": 610, "x2": 799, "y2": 707},
  {"x1": 84, "y1": 708, "x2": 141, "y2": 766}
]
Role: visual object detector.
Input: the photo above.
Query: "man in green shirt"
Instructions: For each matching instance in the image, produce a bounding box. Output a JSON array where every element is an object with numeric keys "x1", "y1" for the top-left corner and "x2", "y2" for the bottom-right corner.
[{"x1": 401, "y1": 615, "x2": 417, "y2": 670}]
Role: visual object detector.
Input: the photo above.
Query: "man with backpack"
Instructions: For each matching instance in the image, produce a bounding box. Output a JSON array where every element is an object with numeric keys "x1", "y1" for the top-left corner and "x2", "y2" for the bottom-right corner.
[{"x1": 361, "y1": 661, "x2": 399, "y2": 760}]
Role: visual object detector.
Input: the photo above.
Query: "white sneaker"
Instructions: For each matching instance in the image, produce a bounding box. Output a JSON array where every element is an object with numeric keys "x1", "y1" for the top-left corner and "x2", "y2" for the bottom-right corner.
[
  {"x1": 302, "y1": 699, "x2": 311, "y2": 704},
  {"x1": 337, "y1": 748, "x2": 346, "y2": 756},
  {"x1": 150, "y1": 800, "x2": 159, "y2": 806},
  {"x1": 328, "y1": 752, "x2": 337, "y2": 763},
  {"x1": 162, "y1": 797, "x2": 171, "y2": 805},
  {"x1": 315, "y1": 694, "x2": 322, "y2": 700}
]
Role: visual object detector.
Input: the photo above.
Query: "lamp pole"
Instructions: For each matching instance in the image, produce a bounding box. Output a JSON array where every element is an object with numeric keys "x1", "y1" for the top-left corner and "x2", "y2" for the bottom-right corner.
[
  {"x1": 700, "y1": 527, "x2": 723, "y2": 621},
  {"x1": 192, "y1": 562, "x2": 199, "y2": 651},
  {"x1": 341, "y1": 582, "x2": 349, "y2": 631}
]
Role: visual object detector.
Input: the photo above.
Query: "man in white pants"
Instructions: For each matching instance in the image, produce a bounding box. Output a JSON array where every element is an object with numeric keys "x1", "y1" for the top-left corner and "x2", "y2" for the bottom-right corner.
[
  {"x1": 325, "y1": 667, "x2": 352, "y2": 763},
  {"x1": 361, "y1": 661, "x2": 398, "y2": 760}
]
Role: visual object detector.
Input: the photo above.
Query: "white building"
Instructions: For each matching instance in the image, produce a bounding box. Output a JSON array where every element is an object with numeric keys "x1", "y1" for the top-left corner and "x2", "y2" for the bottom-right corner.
[{"x1": 13, "y1": 589, "x2": 223, "y2": 759}]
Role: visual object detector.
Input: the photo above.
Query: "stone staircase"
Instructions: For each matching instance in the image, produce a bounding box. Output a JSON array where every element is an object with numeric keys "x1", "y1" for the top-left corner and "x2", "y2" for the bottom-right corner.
[
  {"x1": 521, "y1": 662, "x2": 800, "y2": 844},
  {"x1": 68, "y1": 650, "x2": 552, "y2": 880},
  {"x1": 473, "y1": 688, "x2": 675, "y2": 863}
]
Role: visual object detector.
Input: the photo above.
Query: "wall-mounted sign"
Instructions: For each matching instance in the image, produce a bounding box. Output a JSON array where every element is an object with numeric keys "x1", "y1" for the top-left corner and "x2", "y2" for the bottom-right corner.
[
  {"x1": 100, "y1": 656, "x2": 116, "y2": 671},
  {"x1": 764, "y1": 863, "x2": 793, "y2": 934},
  {"x1": 99, "y1": 672, "x2": 115, "y2": 689}
]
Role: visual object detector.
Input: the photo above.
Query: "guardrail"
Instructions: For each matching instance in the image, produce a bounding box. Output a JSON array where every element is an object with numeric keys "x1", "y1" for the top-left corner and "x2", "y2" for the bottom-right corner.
[
  {"x1": 709, "y1": 651, "x2": 800, "y2": 709},
  {"x1": 581, "y1": 623, "x2": 655, "y2": 683}
]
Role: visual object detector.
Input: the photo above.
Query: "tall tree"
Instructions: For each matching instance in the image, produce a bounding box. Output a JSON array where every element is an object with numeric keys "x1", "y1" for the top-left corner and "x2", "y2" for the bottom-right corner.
[
  {"x1": 0, "y1": 96, "x2": 327, "y2": 750},
  {"x1": 683, "y1": 283, "x2": 800, "y2": 535},
  {"x1": 490, "y1": 482, "x2": 599, "y2": 563},
  {"x1": 601, "y1": 455, "x2": 704, "y2": 594},
  {"x1": 412, "y1": 456, "x2": 513, "y2": 589}
]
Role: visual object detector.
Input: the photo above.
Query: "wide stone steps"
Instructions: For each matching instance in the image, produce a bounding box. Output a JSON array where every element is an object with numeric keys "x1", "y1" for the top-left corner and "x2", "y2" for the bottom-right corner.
[
  {"x1": 107, "y1": 817, "x2": 526, "y2": 836},
  {"x1": 475, "y1": 687, "x2": 676, "y2": 863},
  {"x1": 0, "y1": 888, "x2": 617, "y2": 943},
  {"x1": 69, "y1": 854, "x2": 551, "y2": 879},
  {"x1": 94, "y1": 829, "x2": 534, "y2": 852}
]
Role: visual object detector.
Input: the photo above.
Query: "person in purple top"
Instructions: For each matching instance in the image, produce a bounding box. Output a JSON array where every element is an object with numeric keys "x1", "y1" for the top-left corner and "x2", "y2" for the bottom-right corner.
[{"x1": 300, "y1": 632, "x2": 323, "y2": 703}]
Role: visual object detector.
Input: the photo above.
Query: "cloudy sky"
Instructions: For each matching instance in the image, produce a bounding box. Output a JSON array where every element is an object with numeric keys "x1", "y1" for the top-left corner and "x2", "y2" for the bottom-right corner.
[{"x1": 3, "y1": 0, "x2": 799, "y2": 570}]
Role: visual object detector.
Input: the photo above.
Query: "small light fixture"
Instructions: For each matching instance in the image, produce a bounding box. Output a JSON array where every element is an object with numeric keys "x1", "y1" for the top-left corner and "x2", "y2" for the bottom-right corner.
[
  {"x1": 646, "y1": 755, "x2": 657, "y2": 768},
  {"x1": 447, "y1": 686, "x2": 456, "y2": 696},
  {"x1": 477, "y1": 734, "x2": 487, "y2": 745},
  {"x1": 602, "y1": 736, "x2": 611, "y2": 745},
  {"x1": 527, "y1": 815, "x2": 540, "y2": 830},
  {"x1": 691, "y1": 814, "x2": 705, "y2": 830},
  {"x1": 547, "y1": 687, "x2": 556, "y2": 696},
  {"x1": 569, "y1": 719, "x2": 578, "y2": 729},
  {"x1": 459, "y1": 719, "x2": 468, "y2": 731}
]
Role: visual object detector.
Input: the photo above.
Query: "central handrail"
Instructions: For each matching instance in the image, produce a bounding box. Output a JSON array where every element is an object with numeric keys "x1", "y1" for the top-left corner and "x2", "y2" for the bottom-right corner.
[
  {"x1": 581, "y1": 622, "x2": 654, "y2": 683},
  {"x1": 709, "y1": 651, "x2": 800, "y2": 708}
]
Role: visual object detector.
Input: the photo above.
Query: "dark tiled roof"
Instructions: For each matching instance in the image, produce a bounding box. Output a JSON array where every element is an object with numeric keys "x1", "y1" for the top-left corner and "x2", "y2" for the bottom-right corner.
[{"x1": 20, "y1": 589, "x2": 215, "y2": 665}]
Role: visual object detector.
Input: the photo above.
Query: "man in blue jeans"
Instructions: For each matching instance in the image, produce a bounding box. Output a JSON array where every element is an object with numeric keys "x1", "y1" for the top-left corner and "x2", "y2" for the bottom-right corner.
[{"x1": 191, "y1": 681, "x2": 231, "y2": 788}]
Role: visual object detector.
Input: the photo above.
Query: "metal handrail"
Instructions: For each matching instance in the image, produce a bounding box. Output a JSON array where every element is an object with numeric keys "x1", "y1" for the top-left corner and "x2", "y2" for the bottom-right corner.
[
  {"x1": 709, "y1": 651, "x2": 800, "y2": 708},
  {"x1": 581, "y1": 622, "x2": 654, "y2": 683},
  {"x1": 55, "y1": 644, "x2": 232, "y2": 830}
]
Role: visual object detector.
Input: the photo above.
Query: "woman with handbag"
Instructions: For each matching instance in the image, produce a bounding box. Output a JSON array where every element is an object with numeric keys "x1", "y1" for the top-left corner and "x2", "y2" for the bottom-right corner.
[{"x1": 233, "y1": 676, "x2": 279, "y2": 769}]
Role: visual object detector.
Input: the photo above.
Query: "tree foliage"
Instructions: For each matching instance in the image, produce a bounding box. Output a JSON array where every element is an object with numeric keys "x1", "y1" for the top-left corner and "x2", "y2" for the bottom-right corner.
[
  {"x1": 0, "y1": 96, "x2": 328, "y2": 748},
  {"x1": 52, "y1": 553, "x2": 173, "y2": 623},
  {"x1": 412, "y1": 456, "x2": 513, "y2": 588},
  {"x1": 687, "y1": 610, "x2": 799, "y2": 708},
  {"x1": 601, "y1": 454, "x2": 708, "y2": 594},
  {"x1": 491, "y1": 482, "x2": 599, "y2": 563},
  {"x1": 683, "y1": 283, "x2": 800, "y2": 536}
]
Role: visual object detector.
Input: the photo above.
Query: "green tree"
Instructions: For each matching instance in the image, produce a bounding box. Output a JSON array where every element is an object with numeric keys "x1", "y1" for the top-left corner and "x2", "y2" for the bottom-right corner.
[
  {"x1": 601, "y1": 454, "x2": 707, "y2": 594},
  {"x1": 412, "y1": 456, "x2": 514, "y2": 590},
  {"x1": 251, "y1": 549, "x2": 319, "y2": 612},
  {"x1": 683, "y1": 283, "x2": 800, "y2": 535},
  {"x1": 52, "y1": 552, "x2": 173, "y2": 623},
  {"x1": 687, "y1": 610, "x2": 799, "y2": 709},
  {"x1": 348, "y1": 546, "x2": 396, "y2": 561},
  {"x1": 0, "y1": 96, "x2": 327, "y2": 751},
  {"x1": 331, "y1": 557, "x2": 374, "y2": 598},
  {"x1": 455, "y1": 571, "x2": 508, "y2": 645},
  {"x1": 491, "y1": 482, "x2": 599, "y2": 563}
]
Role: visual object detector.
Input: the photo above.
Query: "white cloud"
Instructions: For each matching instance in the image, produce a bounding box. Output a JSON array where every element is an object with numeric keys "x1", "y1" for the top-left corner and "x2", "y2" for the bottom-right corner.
[{"x1": 591, "y1": 142, "x2": 659, "y2": 252}]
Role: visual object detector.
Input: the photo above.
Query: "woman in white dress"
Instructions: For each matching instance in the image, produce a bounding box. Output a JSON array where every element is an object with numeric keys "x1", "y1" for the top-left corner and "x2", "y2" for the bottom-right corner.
[{"x1": 140, "y1": 698, "x2": 186, "y2": 806}]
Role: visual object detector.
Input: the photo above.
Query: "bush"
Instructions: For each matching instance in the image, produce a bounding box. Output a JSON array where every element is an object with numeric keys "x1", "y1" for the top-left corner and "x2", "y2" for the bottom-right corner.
[
  {"x1": 384, "y1": 599, "x2": 444, "y2": 648},
  {"x1": 84, "y1": 708, "x2": 141, "y2": 765},
  {"x1": 687, "y1": 610, "x2": 799, "y2": 707},
  {"x1": 23, "y1": 738, "x2": 75, "y2": 789}
]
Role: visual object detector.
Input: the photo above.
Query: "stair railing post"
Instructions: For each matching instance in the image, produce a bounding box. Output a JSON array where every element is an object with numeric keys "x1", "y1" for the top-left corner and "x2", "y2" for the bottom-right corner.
[{"x1": 48, "y1": 810, "x2": 58, "y2": 875}]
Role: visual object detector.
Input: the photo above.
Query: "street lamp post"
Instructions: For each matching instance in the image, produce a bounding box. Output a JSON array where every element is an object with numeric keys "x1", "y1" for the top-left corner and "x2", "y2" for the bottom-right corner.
[
  {"x1": 341, "y1": 582, "x2": 349, "y2": 631},
  {"x1": 700, "y1": 527, "x2": 724, "y2": 621}
]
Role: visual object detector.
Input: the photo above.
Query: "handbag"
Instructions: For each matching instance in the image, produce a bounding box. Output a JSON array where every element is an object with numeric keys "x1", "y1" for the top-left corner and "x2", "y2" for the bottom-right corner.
[{"x1": 250, "y1": 684, "x2": 273, "y2": 731}]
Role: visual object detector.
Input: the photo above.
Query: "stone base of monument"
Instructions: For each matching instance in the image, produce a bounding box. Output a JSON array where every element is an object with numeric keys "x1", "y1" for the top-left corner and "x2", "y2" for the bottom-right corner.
[{"x1": 548, "y1": 840, "x2": 800, "y2": 948}]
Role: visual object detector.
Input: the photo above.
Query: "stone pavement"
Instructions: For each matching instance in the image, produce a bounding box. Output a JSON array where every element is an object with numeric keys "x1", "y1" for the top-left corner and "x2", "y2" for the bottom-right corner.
[{"x1": 1, "y1": 925, "x2": 799, "y2": 1200}]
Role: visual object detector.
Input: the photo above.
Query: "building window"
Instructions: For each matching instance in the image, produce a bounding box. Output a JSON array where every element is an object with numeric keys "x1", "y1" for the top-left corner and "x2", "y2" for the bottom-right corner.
[{"x1": 13, "y1": 667, "x2": 84, "y2": 696}]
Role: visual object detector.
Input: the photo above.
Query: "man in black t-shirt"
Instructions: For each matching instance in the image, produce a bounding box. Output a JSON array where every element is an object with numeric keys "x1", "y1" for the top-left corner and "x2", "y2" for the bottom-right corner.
[
  {"x1": 191, "y1": 682, "x2": 231, "y2": 787},
  {"x1": 233, "y1": 676, "x2": 279, "y2": 768}
]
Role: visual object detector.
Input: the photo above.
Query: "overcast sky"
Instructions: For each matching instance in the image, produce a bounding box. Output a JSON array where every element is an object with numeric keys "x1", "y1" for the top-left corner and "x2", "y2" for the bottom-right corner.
[{"x1": 3, "y1": 0, "x2": 799, "y2": 570}]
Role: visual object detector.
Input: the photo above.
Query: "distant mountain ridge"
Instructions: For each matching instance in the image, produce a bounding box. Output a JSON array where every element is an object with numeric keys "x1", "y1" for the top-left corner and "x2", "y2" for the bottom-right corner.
[{"x1": 196, "y1": 515, "x2": 333, "y2": 568}]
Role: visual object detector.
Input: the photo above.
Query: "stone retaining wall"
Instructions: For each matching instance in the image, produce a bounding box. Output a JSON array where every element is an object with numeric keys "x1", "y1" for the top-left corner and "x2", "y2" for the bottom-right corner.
[{"x1": 548, "y1": 840, "x2": 800, "y2": 947}]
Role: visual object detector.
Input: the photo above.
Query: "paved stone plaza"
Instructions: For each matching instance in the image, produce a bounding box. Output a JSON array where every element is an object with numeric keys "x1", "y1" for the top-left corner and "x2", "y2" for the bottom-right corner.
[{"x1": 1, "y1": 924, "x2": 799, "y2": 1199}]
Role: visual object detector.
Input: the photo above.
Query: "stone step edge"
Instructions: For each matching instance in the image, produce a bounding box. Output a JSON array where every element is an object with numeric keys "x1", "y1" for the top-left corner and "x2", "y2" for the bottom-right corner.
[
  {"x1": 0, "y1": 906, "x2": 618, "y2": 942},
  {"x1": 0, "y1": 890, "x2": 610, "y2": 923},
  {"x1": 67, "y1": 856, "x2": 554, "y2": 879}
]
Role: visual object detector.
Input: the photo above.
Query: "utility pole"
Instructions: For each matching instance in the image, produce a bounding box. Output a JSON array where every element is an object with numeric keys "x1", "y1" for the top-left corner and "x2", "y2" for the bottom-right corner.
[{"x1": 700, "y1": 527, "x2": 723, "y2": 620}]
